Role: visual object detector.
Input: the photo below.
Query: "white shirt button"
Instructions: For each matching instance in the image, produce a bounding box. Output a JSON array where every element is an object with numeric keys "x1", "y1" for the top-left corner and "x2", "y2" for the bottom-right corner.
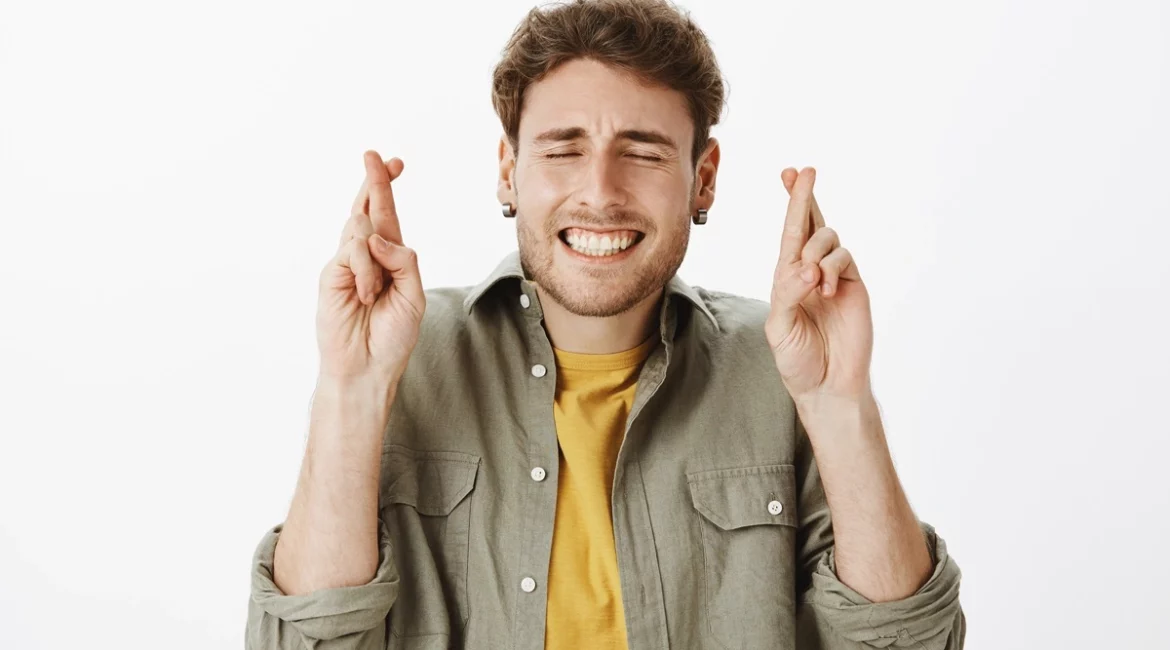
[
  {"x1": 520, "y1": 577, "x2": 537, "y2": 593},
  {"x1": 530, "y1": 467, "x2": 547, "y2": 482},
  {"x1": 519, "y1": 294, "x2": 531, "y2": 309},
  {"x1": 531, "y1": 364, "x2": 547, "y2": 378},
  {"x1": 768, "y1": 500, "x2": 784, "y2": 515}
]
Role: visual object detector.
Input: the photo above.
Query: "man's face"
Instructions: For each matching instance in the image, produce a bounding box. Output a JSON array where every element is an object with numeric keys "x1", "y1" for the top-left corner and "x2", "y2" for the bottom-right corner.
[{"x1": 500, "y1": 58, "x2": 716, "y2": 318}]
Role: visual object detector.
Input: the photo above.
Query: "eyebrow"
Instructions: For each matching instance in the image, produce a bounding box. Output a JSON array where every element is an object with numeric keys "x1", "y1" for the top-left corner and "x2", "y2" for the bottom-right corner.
[{"x1": 532, "y1": 126, "x2": 678, "y2": 151}]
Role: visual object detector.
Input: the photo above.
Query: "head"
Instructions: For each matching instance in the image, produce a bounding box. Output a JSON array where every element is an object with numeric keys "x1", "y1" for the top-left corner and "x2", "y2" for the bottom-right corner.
[{"x1": 492, "y1": 0, "x2": 725, "y2": 318}]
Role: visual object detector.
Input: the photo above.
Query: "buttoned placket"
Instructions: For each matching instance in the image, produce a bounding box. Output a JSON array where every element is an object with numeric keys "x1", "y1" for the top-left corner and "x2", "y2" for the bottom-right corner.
[
  {"x1": 507, "y1": 283, "x2": 682, "y2": 650},
  {"x1": 607, "y1": 295, "x2": 681, "y2": 650},
  {"x1": 510, "y1": 281, "x2": 561, "y2": 650}
]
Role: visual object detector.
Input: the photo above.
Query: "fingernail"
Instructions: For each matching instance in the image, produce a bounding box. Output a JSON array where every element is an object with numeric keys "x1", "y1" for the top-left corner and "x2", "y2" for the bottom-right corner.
[
  {"x1": 372, "y1": 235, "x2": 387, "y2": 250},
  {"x1": 822, "y1": 283, "x2": 832, "y2": 296},
  {"x1": 801, "y1": 267, "x2": 816, "y2": 282}
]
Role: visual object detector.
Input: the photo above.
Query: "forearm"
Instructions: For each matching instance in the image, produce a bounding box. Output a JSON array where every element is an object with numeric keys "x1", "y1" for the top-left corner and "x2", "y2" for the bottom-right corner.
[
  {"x1": 273, "y1": 375, "x2": 396, "y2": 595},
  {"x1": 796, "y1": 391, "x2": 933, "y2": 602}
]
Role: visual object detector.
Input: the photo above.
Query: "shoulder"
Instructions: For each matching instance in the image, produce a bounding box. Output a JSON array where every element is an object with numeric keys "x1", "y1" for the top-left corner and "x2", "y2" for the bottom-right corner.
[
  {"x1": 411, "y1": 285, "x2": 478, "y2": 351},
  {"x1": 694, "y1": 287, "x2": 772, "y2": 331},
  {"x1": 420, "y1": 285, "x2": 475, "y2": 325},
  {"x1": 410, "y1": 282, "x2": 526, "y2": 359},
  {"x1": 684, "y1": 285, "x2": 784, "y2": 373}
]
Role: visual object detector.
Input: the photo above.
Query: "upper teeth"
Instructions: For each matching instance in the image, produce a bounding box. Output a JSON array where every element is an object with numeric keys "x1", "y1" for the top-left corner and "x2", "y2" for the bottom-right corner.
[{"x1": 564, "y1": 228, "x2": 639, "y2": 257}]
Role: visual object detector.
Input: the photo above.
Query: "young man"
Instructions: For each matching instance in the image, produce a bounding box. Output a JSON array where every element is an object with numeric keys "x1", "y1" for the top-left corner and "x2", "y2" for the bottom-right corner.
[{"x1": 246, "y1": 1, "x2": 964, "y2": 648}]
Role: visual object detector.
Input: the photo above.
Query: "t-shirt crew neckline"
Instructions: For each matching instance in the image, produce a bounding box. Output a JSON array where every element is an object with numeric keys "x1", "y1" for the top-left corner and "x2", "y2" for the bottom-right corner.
[{"x1": 551, "y1": 333, "x2": 658, "y2": 371}]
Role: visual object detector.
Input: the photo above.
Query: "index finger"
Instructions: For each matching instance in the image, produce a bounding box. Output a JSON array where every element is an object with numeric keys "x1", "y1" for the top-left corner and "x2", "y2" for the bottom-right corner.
[
  {"x1": 779, "y1": 167, "x2": 815, "y2": 264},
  {"x1": 363, "y1": 150, "x2": 405, "y2": 245}
]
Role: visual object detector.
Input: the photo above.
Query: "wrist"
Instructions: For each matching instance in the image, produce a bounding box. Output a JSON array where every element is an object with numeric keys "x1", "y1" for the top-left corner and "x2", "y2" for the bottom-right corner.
[
  {"x1": 793, "y1": 389, "x2": 887, "y2": 454},
  {"x1": 793, "y1": 388, "x2": 877, "y2": 421},
  {"x1": 313, "y1": 373, "x2": 398, "y2": 417}
]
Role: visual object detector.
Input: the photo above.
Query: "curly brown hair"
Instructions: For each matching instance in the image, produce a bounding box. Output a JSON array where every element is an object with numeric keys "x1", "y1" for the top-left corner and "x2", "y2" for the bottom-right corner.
[{"x1": 491, "y1": 0, "x2": 726, "y2": 166}]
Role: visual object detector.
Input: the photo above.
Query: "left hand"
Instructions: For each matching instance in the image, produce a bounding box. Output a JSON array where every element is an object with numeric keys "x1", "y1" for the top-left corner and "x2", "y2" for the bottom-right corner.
[{"x1": 764, "y1": 167, "x2": 874, "y2": 405}]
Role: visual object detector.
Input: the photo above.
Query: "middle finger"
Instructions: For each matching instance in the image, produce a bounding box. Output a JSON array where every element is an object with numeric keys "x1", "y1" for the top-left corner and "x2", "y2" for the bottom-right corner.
[
  {"x1": 782, "y1": 167, "x2": 824, "y2": 234},
  {"x1": 810, "y1": 193, "x2": 826, "y2": 231},
  {"x1": 778, "y1": 168, "x2": 815, "y2": 265}
]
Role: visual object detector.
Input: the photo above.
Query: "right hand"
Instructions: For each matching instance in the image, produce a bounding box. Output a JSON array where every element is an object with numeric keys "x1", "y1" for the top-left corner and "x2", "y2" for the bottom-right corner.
[{"x1": 316, "y1": 150, "x2": 425, "y2": 384}]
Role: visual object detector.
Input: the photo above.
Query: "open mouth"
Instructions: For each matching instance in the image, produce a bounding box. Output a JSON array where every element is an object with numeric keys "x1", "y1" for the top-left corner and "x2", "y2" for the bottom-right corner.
[{"x1": 558, "y1": 227, "x2": 645, "y2": 258}]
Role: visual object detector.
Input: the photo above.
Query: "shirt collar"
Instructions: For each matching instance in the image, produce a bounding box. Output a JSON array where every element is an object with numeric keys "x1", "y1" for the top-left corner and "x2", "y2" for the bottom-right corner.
[{"x1": 462, "y1": 250, "x2": 719, "y2": 331}]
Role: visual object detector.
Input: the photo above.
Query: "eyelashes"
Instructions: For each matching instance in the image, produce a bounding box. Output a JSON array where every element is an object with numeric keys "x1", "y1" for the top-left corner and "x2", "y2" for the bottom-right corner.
[{"x1": 543, "y1": 152, "x2": 664, "y2": 162}]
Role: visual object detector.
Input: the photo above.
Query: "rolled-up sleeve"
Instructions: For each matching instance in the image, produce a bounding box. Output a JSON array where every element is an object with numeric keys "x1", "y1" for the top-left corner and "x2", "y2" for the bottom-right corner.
[
  {"x1": 799, "y1": 522, "x2": 965, "y2": 649},
  {"x1": 246, "y1": 518, "x2": 399, "y2": 650}
]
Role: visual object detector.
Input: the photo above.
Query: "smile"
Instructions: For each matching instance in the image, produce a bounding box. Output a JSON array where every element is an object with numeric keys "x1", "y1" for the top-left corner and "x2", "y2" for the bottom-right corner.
[{"x1": 558, "y1": 227, "x2": 644, "y2": 258}]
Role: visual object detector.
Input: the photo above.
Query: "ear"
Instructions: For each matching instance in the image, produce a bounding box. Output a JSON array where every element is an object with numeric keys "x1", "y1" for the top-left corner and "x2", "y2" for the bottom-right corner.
[
  {"x1": 694, "y1": 137, "x2": 720, "y2": 212},
  {"x1": 497, "y1": 135, "x2": 517, "y2": 205}
]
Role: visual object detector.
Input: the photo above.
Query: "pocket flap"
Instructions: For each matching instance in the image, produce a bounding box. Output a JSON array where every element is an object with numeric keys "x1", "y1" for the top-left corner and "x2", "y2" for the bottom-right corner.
[
  {"x1": 382, "y1": 445, "x2": 481, "y2": 516},
  {"x1": 687, "y1": 464, "x2": 798, "y2": 530}
]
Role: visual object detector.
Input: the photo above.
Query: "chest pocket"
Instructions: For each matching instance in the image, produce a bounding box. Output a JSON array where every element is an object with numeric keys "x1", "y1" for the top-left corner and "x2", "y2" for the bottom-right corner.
[
  {"x1": 687, "y1": 463, "x2": 799, "y2": 649},
  {"x1": 380, "y1": 445, "x2": 480, "y2": 647}
]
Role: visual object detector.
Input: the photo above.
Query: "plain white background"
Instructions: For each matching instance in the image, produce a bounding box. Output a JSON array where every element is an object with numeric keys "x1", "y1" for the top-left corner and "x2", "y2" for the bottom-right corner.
[{"x1": 1, "y1": 0, "x2": 1167, "y2": 647}]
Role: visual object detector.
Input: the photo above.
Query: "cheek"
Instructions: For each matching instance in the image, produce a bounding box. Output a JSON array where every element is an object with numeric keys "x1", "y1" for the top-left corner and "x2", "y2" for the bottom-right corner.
[
  {"x1": 635, "y1": 172, "x2": 692, "y2": 221},
  {"x1": 520, "y1": 165, "x2": 574, "y2": 208}
]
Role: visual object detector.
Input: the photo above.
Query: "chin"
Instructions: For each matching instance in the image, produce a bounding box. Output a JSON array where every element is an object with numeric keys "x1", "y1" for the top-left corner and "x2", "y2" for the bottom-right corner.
[
  {"x1": 520, "y1": 263, "x2": 641, "y2": 320},
  {"x1": 553, "y1": 278, "x2": 649, "y2": 318}
]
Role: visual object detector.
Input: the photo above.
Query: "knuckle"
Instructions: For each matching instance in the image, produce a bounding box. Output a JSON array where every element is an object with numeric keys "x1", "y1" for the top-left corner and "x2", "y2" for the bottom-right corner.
[
  {"x1": 338, "y1": 215, "x2": 363, "y2": 244},
  {"x1": 821, "y1": 248, "x2": 850, "y2": 270},
  {"x1": 351, "y1": 212, "x2": 373, "y2": 233},
  {"x1": 345, "y1": 237, "x2": 368, "y2": 262}
]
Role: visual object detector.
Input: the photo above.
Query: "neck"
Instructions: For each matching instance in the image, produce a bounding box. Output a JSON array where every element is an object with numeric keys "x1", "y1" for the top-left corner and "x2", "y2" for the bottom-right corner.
[{"x1": 537, "y1": 285, "x2": 663, "y2": 354}]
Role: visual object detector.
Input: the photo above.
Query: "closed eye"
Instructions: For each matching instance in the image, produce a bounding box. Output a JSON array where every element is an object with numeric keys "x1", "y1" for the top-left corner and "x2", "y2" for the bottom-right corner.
[{"x1": 545, "y1": 152, "x2": 580, "y2": 159}]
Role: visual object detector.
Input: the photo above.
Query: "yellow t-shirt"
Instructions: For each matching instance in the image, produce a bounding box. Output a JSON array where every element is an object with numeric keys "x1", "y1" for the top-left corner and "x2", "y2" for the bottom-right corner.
[{"x1": 544, "y1": 334, "x2": 658, "y2": 650}]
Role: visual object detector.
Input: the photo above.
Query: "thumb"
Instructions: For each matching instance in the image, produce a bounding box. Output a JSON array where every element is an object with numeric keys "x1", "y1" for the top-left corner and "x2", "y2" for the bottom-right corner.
[
  {"x1": 368, "y1": 234, "x2": 424, "y2": 315},
  {"x1": 769, "y1": 260, "x2": 820, "y2": 342}
]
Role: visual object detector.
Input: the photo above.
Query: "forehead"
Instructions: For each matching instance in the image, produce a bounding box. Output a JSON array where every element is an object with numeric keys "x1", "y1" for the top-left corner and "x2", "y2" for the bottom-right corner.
[{"x1": 518, "y1": 58, "x2": 693, "y2": 143}]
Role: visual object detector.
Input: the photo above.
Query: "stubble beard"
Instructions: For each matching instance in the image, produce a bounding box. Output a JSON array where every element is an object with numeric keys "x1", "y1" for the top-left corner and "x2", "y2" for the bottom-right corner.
[{"x1": 515, "y1": 198, "x2": 693, "y2": 319}]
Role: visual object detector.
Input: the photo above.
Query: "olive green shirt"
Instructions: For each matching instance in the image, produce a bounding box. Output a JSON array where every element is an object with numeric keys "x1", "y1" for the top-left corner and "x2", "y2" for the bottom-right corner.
[{"x1": 247, "y1": 251, "x2": 965, "y2": 650}]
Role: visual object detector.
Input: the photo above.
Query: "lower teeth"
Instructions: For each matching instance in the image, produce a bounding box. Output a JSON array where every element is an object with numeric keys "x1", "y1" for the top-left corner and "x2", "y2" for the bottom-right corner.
[{"x1": 574, "y1": 245, "x2": 626, "y2": 256}]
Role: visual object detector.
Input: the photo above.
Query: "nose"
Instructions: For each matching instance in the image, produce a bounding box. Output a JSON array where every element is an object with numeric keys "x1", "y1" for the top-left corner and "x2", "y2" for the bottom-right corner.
[{"x1": 576, "y1": 152, "x2": 627, "y2": 213}]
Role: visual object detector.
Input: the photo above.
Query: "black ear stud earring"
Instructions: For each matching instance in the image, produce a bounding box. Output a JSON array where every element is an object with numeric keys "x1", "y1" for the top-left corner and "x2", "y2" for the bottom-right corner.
[
  {"x1": 502, "y1": 202, "x2": 517, "y2": 218},
  {"x1": 692, "y1": 208, "x2": 708, "y2": 225}
]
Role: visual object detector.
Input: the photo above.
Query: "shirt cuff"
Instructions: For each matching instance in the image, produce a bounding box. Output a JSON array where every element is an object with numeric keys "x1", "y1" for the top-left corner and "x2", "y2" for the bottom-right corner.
[
  {"x1": 804, "y1": 522, "x2": 964, "y2": 649},
  {"x1": 249, "y1": 519, "x2": 399, "y2": 641}
]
